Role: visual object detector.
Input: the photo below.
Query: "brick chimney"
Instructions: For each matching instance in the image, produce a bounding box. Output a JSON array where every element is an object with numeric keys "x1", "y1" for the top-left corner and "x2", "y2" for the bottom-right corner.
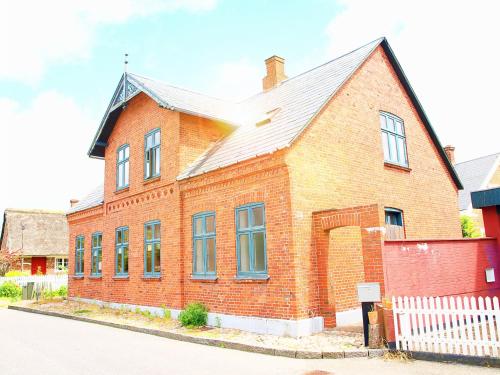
[
  {"x1": 262, "y1": 55, "x2": 287, "y2": 91},
  {"x1": 70, "y1": 199, "x2": 79, "y2": 208},
  {"x1": 444, "y1": 145, "x2": 455, "y2": 164}
]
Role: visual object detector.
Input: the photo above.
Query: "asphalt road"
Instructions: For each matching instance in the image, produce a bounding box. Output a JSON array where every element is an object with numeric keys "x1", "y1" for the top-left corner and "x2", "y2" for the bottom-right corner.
[{"x1": 0, "y1": 309, "x2": 494, "y2": 375}]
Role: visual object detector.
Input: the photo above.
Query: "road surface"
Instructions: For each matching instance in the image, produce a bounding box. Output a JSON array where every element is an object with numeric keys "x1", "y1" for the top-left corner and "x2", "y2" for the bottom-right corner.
[{"x1": 0, "y1": 309, "x2": 493, "y2": 375}]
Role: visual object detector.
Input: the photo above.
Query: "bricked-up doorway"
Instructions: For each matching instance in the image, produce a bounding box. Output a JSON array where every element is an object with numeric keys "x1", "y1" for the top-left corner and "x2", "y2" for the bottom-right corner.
[{"x1": 312, "y1": 204, "x2": 385, "y2": 328}]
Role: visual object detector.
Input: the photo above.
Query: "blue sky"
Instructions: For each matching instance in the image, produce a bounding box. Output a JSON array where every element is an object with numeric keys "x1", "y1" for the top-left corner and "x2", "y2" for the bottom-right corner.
[{"x1": 1, "y1": 0, "x2": 499, "y2": 221}]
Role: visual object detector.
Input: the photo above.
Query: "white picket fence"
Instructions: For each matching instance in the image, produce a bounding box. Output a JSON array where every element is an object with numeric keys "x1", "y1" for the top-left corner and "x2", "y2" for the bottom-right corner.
[
  {"x1": 0, "y1": 275, "x2": 68, "y2": 290},
  {"x1": 392, "y1": 296, "x2": 500, "y2": 357}
]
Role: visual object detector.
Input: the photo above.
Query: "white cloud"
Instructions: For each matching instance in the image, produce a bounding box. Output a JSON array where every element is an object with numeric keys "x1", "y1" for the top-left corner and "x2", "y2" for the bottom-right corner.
[
  {"x1": 208, "y1": 59, "x2": 262, "y2": 101},
  {"x1": 0, "y1": 91, "x2": 103, "y2": 220},
  {"x1": 325, "y1": 0, "x2": 500, "y2": 162},
  {"x1": 0, "y1": 0, "x2": 217, "y2": 83}
]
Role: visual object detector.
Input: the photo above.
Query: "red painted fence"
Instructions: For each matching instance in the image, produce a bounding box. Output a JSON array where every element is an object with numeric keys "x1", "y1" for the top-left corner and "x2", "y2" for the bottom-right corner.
[{"x1": 383, "y1": 238, "x2": 500, "y2": 299}]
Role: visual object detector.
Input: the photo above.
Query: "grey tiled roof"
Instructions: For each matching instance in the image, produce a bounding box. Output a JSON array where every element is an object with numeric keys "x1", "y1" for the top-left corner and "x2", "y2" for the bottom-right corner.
[
  {"x1": 67, "y1": 185, "x2": 104, "y2": 214},
  {"x1": 177, "y1": 38, "x2": 382, "y2": 179},
  {"x1": 454, "y1": 153, "x2": 500, "y2": 210}
]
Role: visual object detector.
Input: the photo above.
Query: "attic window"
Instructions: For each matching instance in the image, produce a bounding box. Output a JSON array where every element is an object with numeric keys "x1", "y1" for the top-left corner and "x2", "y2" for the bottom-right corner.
[{"x1": 255, "y1": 108, "x2": 280, "y2": 127}]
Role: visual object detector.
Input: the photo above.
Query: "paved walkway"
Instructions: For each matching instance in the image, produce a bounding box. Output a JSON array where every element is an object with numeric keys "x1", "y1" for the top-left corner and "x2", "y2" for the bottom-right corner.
[{"x1": 0, "y1": 309, "x2": 493, "y2": 375}]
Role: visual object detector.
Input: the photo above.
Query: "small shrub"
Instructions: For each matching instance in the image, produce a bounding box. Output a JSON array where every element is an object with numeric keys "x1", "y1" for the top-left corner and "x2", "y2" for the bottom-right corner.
[
  {"x1": 0, "y1": 281, "x2": 22, "y2": 298},
  {"x1": 179, "y1": 302, "x2": 208, "y2": 327},
  {"x1": 4, "y1": 270, "x2": 29, "y2": 277},
  {"x1": 56, "y1": 285, "x2": 67, "y2": 297},
  {"x1": 161, "y1": 304, "x2": 171, "y2": 319},
  {"x1": 461, "y1": 215, "x2": 481, "y2": 238}
]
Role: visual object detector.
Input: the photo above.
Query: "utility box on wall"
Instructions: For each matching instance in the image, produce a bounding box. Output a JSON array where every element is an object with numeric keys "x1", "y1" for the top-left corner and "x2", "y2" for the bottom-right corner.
[
  {"x1": 356, "y1": 282, "x2": 381, "y2": 303},
  {"x1": 486, "y1": 268, "x2": 495, "y2": 283}
]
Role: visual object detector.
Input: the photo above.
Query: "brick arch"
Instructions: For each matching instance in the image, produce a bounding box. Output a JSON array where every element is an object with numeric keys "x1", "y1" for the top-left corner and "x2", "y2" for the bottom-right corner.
[{"x1": 311, "y1": 204, "x2": 385, "y2": 328}]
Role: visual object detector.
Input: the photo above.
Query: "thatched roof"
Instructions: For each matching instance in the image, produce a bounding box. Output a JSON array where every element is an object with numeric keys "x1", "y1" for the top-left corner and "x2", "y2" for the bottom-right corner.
[{"x1": 0, "y1": 209, "x2": 68, "y2": 256}]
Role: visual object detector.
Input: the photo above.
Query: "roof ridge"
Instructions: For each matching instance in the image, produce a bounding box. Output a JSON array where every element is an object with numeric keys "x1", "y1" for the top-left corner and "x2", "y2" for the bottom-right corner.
[
  {"x1": 128, "y1": 72, "x2": 234, "y2": 104},
  {"x1": 5, "y1": 208, "x2": 66, "y2": 215},
  {"x1": 239, "y1": 36, "x2": 385, "y2": 103},
  {"x1": 454, "y1": 152, "x2": 500, "y2": 166}
]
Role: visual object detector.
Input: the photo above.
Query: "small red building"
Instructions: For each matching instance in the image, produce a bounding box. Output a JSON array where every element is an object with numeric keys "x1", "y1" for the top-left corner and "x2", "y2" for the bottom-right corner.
[{"x1": 67, "y1": 38, "x2": 466, "y2": 336}]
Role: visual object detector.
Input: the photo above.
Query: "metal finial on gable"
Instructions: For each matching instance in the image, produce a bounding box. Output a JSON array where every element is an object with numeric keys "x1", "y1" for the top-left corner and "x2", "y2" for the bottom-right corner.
[
  {"x1": 124, "y1": 53, "x2": 129, "y2": 74},
  {"x1": 122, "y1": 53, "x2": 129, "y2": 109}
]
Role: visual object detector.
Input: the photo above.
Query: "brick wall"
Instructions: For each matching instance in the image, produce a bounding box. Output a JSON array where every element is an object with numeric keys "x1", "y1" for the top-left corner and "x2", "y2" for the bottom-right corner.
[{"x1": 383, "y1": 238, "x2": 500, "y2": 298}]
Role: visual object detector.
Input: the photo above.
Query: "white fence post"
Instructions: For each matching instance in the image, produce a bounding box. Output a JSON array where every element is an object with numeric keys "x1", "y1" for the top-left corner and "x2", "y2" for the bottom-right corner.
[
  {"x1": 392, "y1": 295, "x2": 500, "y2": 358},
  {"x1": 0, "y1": 275, "x2": 68, "y2": 290}
]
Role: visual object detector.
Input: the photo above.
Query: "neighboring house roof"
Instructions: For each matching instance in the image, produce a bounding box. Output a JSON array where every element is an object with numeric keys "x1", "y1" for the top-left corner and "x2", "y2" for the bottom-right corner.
[
  {"x1": 0, "y1": 209, "x2": 68, "y2": 256},
  {"x1": 454, "y1": 153, "x2": 500, "y2": 211},
  {"x1": 76, "y1": 37, "x2": 462, "y2": 214},
  {"x1": 67, "y1": 185, "x2": 104, "y2": 214}
]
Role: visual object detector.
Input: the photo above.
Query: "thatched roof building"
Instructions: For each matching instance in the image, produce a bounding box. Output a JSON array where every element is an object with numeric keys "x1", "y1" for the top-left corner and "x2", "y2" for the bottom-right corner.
[{"x1": 0, "y1": 209, "x2": 68, "y2": 256}]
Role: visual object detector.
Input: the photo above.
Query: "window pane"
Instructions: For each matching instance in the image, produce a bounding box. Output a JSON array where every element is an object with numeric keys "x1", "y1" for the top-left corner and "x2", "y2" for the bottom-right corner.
[
  {"x1": 117, "y1": 249, "x2": 123, "y2": 274},
  {"x1": 194, "y1": 218, "x2": 203, "y2": 235},
  {"x1": 146, "y1": 134, "x2": 152, "y2": 149},
  {"x1": 145, "y1": 150, "x2": 151, "y2": 178},
  {"x1": 239, "y1": 234, "x2": 250, "y2": 272},
  {"x1": 98, "y1": 252, "x2": 102, "y2": 273},
  {"x1": 194, "y1": 239, "x2": 203, "y2": 273},
  {"x1": 395, "y1": 120, "x2": 403, "y2": 135},
  {"x1": 205, "y1": 216, "x2": 215, "y2": 233},
  {"x1": 123, "y1": 246, "x2": 129, "y2": 273},
  {"x1": 380, "y1": 115, "x2": 387, "y2": 129},
  {"x1": 382, "y1": 132, "x2": 390, "y2": 160},
  {"x1": 81, "y1": 254, "x2": 84, "y2": 273},
  {"x1": 154, "y1": 243, "x2": 161, "y2": 273},
  {"x1": 118, "y1": 148, "x2": 124, "y2": 161},
  {"x1": 154, "y1": 131, "x2": 160, "y2": 145},
  {"x1": 146, "y1": 244, "x2": 152, "y2": 273},
  {"x1": 388, "y1": 134, "x2": 397, "y2": 162},
  {"x1": 252, "y1": 206, "x2": 264, "y2": 227},
  {"x1": 117, "y1": 230, "x2": 122, "y2": 245},
  {"x1": 396, "y1": 137, "x2": 407, "y2": 164},
  {"x1": 206, "y1": 238, "x2": 215, "y2": 273},
  {"x1": 124, "y1": 161, "x2": 129, "y2": 185},
  {"x1": 123, "y1": 229, "x2": 128, "y2": 243},
  {"x1": 386, "y1": 117, "x2": 395, "y2": 132},
  {"x1": 254, "y1": 232, "x2": 266, "y2": 272},
  {"x1": 150, "y1": 148, "x2": 156, "y2": 175},
  {"x1": 124, "y1": 146, "x2": 129, "y2": 159},
  {"x1": 154, "y1": 147, "x2": 160, "y2": 175},
  {"x1": 238, "y1": 210, "x2": 249, "y2": 229},
  {"x1": 146, "y1": 225, "x2": 153, "y2": 241},
  {"x1": 97, "y1": 235, "x2": 102, "y2": 247},
  {"x1": 153, "y1": 223, "x2": 160, "y2": 239}
]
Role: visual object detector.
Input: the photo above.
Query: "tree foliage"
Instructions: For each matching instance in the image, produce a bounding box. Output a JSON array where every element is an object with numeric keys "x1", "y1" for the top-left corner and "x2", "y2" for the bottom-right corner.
[{"x1": 461, "y1": 215, "x2": 481, "y2": 238}]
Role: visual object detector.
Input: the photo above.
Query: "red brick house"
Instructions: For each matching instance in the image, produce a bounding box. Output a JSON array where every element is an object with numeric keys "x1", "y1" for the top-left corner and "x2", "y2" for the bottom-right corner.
[{"x1": 67, "y1": 37, "x2": 463, "y2": 336}]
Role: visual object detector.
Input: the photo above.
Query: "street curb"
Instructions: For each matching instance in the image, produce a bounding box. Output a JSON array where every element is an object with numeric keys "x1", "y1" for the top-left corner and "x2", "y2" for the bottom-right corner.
[
  {"x1": 8, "y1": 305, "x2": 379, "y2": 359},
  {"x1": 405, "y1": 350, "x2": 500, "y2": 368}
]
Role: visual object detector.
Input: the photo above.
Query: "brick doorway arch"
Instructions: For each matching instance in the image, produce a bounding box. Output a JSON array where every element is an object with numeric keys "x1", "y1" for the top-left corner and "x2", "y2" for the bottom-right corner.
[{"x1": 312, "y1": 204, "x2": 385, "y2": 328}]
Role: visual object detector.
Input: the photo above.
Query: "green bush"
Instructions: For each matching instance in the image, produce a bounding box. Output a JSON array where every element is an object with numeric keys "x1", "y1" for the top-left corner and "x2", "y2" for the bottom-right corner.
[
  {"x1": 42, "y1": 285, "x2": 68, "y2": 300},
  {"x1": 4, "y1": 270, "x2": 29, "y2": 277},
  {"x1": 0, "y1": 281, "x2": 22, "y2": 298},
  {"x1": 461, "y1": 215, "x2": 481, "y2": 238},
  {"x1": 56, "y1": 285, "x2": 67, "y2": 297},
  {"x1": 178, "y1": 302, "x2": 208, "y2": 327}
]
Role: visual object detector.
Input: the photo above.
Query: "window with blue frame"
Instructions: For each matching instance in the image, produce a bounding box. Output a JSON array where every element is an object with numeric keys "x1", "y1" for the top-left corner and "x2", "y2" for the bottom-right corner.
[
  {"x1": 116, "y1": 144, "x2": 129, "y2": 190},
  {"x1": 144, "y1": 129, "x2": 160, "y2": 179},
  {"x1": 385, "y1": 208, "x2": 404, "y2": 226},
  {"x1": 144, "y1": 221, "x2": 161, "y2": 276},
  {"x1": 380, "y1": 112, "x2": 408, "y2": 167},
  {"x1": 115, "y1": 227, "x2": 129, "y2": 276},
  {"x1": 75, "y1": 235, "x2": 84, "y2": 275},
  {"x1": 192, "y1": 212, "x2": 216, "y2": 278},
  {"x1": 91, "y1": 232, "x2": 102, "y2": 276},
  {"x1": 236, "y1": 203, "x2": 267, "y2": 277}
]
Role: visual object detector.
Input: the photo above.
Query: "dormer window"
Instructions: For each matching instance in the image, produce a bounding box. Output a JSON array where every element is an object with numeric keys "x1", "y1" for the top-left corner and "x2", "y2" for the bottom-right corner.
[
  {"x1": 116, "y1": 144, "x2": 129, "y2": 190},
  {"x1": 145, "y1": 128, "x2": 160, "y2": 179},
  {"x1": 380, "y1": 112, "x2": 408, "y2": 167}
]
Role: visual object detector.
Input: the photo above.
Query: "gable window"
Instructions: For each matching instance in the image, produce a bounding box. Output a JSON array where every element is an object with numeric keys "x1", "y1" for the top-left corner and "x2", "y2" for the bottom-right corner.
[
  {"x1": 192, "y1": 212, "x2": 216, "y2": 278},
  {"x1": 236, "y1": 203, "x2": 267, "y2": 278},
  {"x1": 91, "y1": 232, "x2": 102, "y2": 276},
  {"x1": 380, "y1": 112, "x2": 408, "y2": 167},
  {"x1": 115, "y1": 227, "x2": 129, "y2": 277},
  {"x1": 144, "y1": 221, "x2": 161, "y2": 277},
  {"x1": 384, "y1": 208, "x2": 405, "y2": 240},
  {"x1": 145, "y1": 129, "x2": 160, "y2": 179},
  {"x1": 117, "y1": 144, "x2": 130, "y2": 190},
  {"x1": 75, "y1": 236, "x2": 84, "y2": 276}
]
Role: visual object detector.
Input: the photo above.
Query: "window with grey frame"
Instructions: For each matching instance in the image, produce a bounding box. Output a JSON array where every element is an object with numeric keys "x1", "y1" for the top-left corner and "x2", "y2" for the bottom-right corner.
[
  {"x1": 145, "y1": 129, "x2": 160, "y2": 179},
  {"x1": 380, "y1": 112, "x2": 408, "y2": 167},
  {"x1": 115, "y1": 227, "x2": 129, "y2": 276},
  {"x1": 116, "y1": 144, "x2": 129, "y2": 190},
  {"x1": 192, "y1": 212, "x2": 216, "y2": 278}
]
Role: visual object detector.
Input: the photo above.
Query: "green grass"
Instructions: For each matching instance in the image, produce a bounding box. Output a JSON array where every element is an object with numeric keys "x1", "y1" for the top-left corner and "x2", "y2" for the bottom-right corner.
[
  {"x1": 73, "y1": 309, "x2": 92, "y2": 315},
  {"x1": 0, "y1": 296, "x2": 20, "y2": 308}
]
